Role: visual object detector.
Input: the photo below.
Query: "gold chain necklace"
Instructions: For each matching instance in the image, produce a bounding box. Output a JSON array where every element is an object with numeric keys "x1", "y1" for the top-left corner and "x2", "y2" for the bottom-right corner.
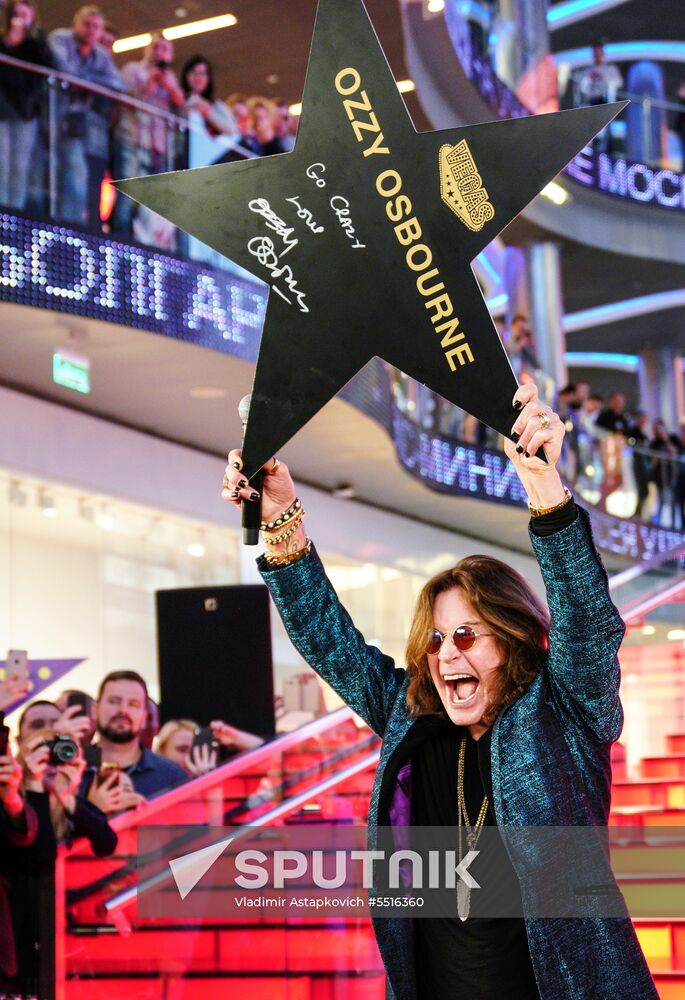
[{"x1": 457, "y1": 733, "x2": 488, "y2": 922}]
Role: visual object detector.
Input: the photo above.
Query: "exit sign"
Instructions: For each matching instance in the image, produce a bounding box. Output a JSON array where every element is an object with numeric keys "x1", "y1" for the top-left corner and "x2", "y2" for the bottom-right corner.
[{"x1": 53, "y1": 351, "x2": 90, "y2": 394}]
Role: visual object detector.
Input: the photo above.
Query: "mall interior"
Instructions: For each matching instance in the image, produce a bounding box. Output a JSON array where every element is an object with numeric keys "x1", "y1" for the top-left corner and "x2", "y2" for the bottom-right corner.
[{"x1": 0, "y1": 0, "x2": 684, "y2": 997}]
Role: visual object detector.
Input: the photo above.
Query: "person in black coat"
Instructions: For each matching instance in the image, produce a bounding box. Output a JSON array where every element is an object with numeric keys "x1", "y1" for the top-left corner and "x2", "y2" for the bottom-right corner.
[
  {"x1": 14, "y1": 701, "x2": 118, "y2": 998},
  {"x1": 0, "y1": 0, "x2": 52, "y2": 210}
]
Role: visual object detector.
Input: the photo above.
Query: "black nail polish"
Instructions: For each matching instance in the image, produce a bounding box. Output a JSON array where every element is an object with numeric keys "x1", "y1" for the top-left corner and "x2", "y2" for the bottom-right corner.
[
  {"x1": 513, "y1": 400, "x2": 523, "y2": 411},
  {"x1": 525, "y1": 451, "x2": 530, "y2": 458},
  {"x1": 511, "y1": 431, "x2": 520, "y2": 443},
  {"x1": 250, "y1": 492, "x2": 260, "y2": 501},
  {"x1": 232, "y1": 461, "x2": 241, "y2": 469},
  {"x1": 230, "y1": 491, "x2": 239, "y2": 499},
  {"x1": 238, "y1": 479, "x2": 247, "y2": 488},
  {"x1": 516, "y1": 445, "x2": 524, "y2": 454}
]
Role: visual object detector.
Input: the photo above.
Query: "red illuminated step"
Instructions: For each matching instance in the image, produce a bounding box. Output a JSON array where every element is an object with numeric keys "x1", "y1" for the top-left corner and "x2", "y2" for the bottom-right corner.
[
  {"x1": 640, "y1": 756, "x2": 685, "y2": 780},
  {"x1": 667, "y1": 735, "x2": 685, "y2": 754},
  {"x1": 611, "y1": 778, "x2": 685, "y2": 809}
]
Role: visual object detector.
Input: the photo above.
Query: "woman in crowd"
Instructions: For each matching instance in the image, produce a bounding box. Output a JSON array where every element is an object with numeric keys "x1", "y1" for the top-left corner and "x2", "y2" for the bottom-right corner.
[
  {"x1": 156, "y1": 718, "x2": 264, "y2": 775},
  {"x1": 0, "y1": 0, "x2": 52, "y2": 210},
  {"x1": 221, "y1": 382, "x2": 657, "y2": 1000},
  {"x1": 181, "y1": 55, "x2": 237, "y2": 144},
  {"x1": 0, "y1": 741, "x2": 39, "y2": 996},
  {"x1": 13, "y1": 699, "x2": 117, "y2": 997}
]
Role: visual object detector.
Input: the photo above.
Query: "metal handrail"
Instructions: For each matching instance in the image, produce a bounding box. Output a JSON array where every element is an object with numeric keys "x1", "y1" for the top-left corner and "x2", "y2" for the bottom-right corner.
[
  {"x1": 104, "y1": 747, "x2": 381, "y2": 915},
  {"x1": 106, "y1": 705, "x2": 359, "y2": 833},
  {"x1": 619, "y1": 90, "x2": 685, "y2": 117},
  {"x1": 0, "y1": 49, "x2": 254, "y2": 155}
]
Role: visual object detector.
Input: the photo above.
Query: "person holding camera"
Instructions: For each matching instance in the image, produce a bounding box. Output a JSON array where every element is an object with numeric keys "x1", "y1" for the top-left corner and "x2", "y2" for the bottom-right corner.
[
  {"x1": 16, "y1": 699, "x2": 117, "y2": 855},
  {"x1": 111, "y1": 32, "x2": 184, "y2": 238}
]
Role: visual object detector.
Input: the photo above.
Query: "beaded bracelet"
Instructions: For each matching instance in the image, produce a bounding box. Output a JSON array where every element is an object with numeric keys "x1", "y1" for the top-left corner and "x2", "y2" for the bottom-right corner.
[
  {"x1": 264, "y1": 538, "x2": 312, "y2": 567},
  {"x1": 262, "y1": 506, "x2": 305, "y2": 545},
  {"x1": 260, "y1": 498, "x2": 301, "y2": 532}
]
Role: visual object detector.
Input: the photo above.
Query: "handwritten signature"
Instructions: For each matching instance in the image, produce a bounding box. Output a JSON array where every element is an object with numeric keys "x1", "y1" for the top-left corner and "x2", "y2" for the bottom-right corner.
[
  {"x1": 248, "y1": 236, "x2": 309, "y2": 313},
  {"x1": 248, "y1": 198, "x2": 298, "y2": 257}
]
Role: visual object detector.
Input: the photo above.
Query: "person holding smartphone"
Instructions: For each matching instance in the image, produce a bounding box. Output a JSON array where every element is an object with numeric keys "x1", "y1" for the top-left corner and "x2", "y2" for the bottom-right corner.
[{"x1": 0, "y1": 728, "x2": 41, "y2": 996}]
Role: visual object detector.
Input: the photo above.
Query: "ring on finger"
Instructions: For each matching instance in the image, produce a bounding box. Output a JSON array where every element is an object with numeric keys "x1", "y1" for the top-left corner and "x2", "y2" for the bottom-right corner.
[{"x1": 537, "y1": 410, "x2": 551, "y2": 430}]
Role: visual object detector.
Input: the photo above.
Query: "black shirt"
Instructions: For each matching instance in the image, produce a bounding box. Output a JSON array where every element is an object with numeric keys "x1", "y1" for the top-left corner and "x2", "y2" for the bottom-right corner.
[{"x1": 412, "y1": 727, "x2": 540, "y2": 999}]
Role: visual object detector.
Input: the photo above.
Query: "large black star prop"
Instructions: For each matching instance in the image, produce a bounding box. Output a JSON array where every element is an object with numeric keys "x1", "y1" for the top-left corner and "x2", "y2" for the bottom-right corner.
[{"x1": 116, "y1": 0, "x2": 622, "y2": 478}]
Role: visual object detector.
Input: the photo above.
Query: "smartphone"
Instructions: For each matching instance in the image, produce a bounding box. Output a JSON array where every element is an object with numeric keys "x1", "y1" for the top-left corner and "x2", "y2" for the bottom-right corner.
[
  {"x1": 67, "y1": 692, "x2": 88, "y2": 715},
  {"x1": 84, "y1": 744, "x2": 102, "y2": 770},
  {"x1": 192, "y1": 725, "x2": 217, "y2": 751},
  {"x1": 97, "y1": 761, "x2": 121, "y2": 788},
  {"x1": 0, "y1": 712, "x2": 9, "y2": 756},
  {"x1": 7, "y1": 649, "x2": 28, "y2": 681}
]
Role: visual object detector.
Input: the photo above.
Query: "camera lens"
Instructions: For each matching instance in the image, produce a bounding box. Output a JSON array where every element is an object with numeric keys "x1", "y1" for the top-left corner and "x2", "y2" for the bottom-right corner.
[{"x1": 47, "y1": 735, "x2": 79, "y2": 764}]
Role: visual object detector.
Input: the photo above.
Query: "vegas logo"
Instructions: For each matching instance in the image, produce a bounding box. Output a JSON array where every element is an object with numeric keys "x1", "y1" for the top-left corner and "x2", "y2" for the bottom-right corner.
[{"x1": 439, "y1": 140, "x2": 495, "y2": 232}]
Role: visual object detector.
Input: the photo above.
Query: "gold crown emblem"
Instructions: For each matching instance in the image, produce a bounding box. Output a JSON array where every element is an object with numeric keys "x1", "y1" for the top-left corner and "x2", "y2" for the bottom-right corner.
[{"x1": 439, "y1": 140, "x2": 495, "y2": 232}]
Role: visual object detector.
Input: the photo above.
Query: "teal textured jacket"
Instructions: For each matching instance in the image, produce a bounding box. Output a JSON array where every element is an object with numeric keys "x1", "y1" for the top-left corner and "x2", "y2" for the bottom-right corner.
[{"x1": 258, "y1": 506, "x2": 658, "y2": 1000}]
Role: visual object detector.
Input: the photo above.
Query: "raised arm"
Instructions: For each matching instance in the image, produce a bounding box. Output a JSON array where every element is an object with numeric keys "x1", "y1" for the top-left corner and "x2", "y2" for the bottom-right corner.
[
  {"x1": 507, "y1": 384, "x2": 624, "y2": 742},
  {"x1": 222, "y1": 452, "x2": 406, "y2": 736}
]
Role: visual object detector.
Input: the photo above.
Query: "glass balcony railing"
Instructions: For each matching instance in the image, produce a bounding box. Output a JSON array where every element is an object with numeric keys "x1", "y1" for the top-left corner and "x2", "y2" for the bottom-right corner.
[
  {"x1": 0, "y1": 51, "x2": 254, "y2": 264},
  {"x1": 57, "y1": 707, "x2": 382, "y2": 999}
]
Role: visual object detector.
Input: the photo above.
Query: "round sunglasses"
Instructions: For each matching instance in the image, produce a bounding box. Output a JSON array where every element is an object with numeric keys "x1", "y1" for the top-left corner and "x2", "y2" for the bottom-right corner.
[{"x1": 427, "y1": 624, "x2": 494, "y2": 655}]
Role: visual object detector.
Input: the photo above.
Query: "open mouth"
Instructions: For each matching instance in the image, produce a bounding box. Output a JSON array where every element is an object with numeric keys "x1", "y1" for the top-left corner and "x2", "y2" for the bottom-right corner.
[{"x1": 442, "y1": 673, "x2": 480, "y2": 706}]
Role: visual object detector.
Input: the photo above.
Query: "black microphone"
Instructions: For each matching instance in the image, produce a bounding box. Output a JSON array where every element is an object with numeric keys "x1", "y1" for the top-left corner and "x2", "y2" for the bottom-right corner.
[{"x1": 238, "y1": 394, "x2": 264, "y2": 545}]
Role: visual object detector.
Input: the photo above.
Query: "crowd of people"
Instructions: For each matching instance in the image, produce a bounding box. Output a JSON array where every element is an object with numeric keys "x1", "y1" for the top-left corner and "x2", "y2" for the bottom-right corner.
[
  {"x1": 0, "y1": 2, "x2": 298, "y2": 241},
  {"x1": 395, "y1": 313, "x2": 685, "y2": 530},
  {"x1": 0, "y1": 666, "x2": 264, "y2": 995}
]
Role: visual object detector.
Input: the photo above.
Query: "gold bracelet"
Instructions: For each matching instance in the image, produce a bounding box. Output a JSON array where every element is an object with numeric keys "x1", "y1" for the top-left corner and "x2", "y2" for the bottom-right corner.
[
  {"x1": 528, "y1": 486, "x2": 573, "y2": 518},
  {"x1": 264, "y1": 538, "x2": 312, "y2": 567},
  {"x1": 262, "y1": 506, "x2": 305, "y2": 544},
  {"x1": 260, "y1": 498, "x2": 301, "y2": 532}
]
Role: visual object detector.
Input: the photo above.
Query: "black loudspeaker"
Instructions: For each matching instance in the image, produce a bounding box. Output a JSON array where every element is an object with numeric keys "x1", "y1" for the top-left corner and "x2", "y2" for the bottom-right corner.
[{"x1": 156, "y1": 585, "x2": 275, "y2": 737}]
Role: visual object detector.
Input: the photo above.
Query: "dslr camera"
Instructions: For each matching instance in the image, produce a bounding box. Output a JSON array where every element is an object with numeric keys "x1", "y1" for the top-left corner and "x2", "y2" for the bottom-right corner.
[{"x1": 44, "y1": 734, "x2": 78, "y2": 765}]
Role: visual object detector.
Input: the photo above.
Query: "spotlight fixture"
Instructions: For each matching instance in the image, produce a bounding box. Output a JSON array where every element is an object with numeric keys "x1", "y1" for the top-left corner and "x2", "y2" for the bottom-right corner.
[
  {"x1": 332, "y1": 483, "x2": 356, "y2": 500},
  {"x1": 289, "y1": 102, "x2": 303, "y2": 116},
  {"x1": 427, "y1": 0, "x2": 445, "y2": 12},
  {"x1": 39, "y1": 489, "x2": 57, "y2": 517},
  {"x1": 187, "y1": 542, "x2": 206, "y2": 558},
  {"x1": 641, "y1": 625, "x2": 656, "y2": 636},
  {"x1": 667, "y1": 629, "x2": 685, "y2": 641},
  {"x1": 9, "y1": 480, "x2": 27, "y2": 508},
  {"x1": 96, "y1": 505, "x2": 115, "y2": 532},
  {"x1": 396, "y1": 79, "x2": 416, "y2": 94}
]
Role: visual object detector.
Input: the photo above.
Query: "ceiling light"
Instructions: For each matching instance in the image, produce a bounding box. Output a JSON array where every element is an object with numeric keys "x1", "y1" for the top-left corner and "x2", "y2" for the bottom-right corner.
[
  {"x1": 289, "y1": 102, "x2": 302, "y2": 116},
  {"x1": 397, "y1": 79, "x2": 416, "y2": 94},
  {"x1": 113, "y1": 13, "x2": 237, "y2": 54},
  {"x1": 641, "y1": 625, "x2": 656, "y2": 636},
  {"x1": 667, "y1": 629, "x2": 685, "y2": 641},
  {"x1": 427, "y1": 0, "x2": 445, "y2": 11},
  {"x1": 187, "y1": 542, "x2": 206, "y2": 558},
  {"x1": 39, "y1": 489, "x2": 57, "y2": 517},
  {"x1": 189, "y1": 386, "x2": 226, "y2": 400},
  {"x1": 112, "y1": 32, "x2": 153, "y2": 54},
  {"x1": 163, "y1": 13, "x2": 237, "y2": 41},
  {"x1": 541, "y1": 181, "x2": 569, "y2": 205}
]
